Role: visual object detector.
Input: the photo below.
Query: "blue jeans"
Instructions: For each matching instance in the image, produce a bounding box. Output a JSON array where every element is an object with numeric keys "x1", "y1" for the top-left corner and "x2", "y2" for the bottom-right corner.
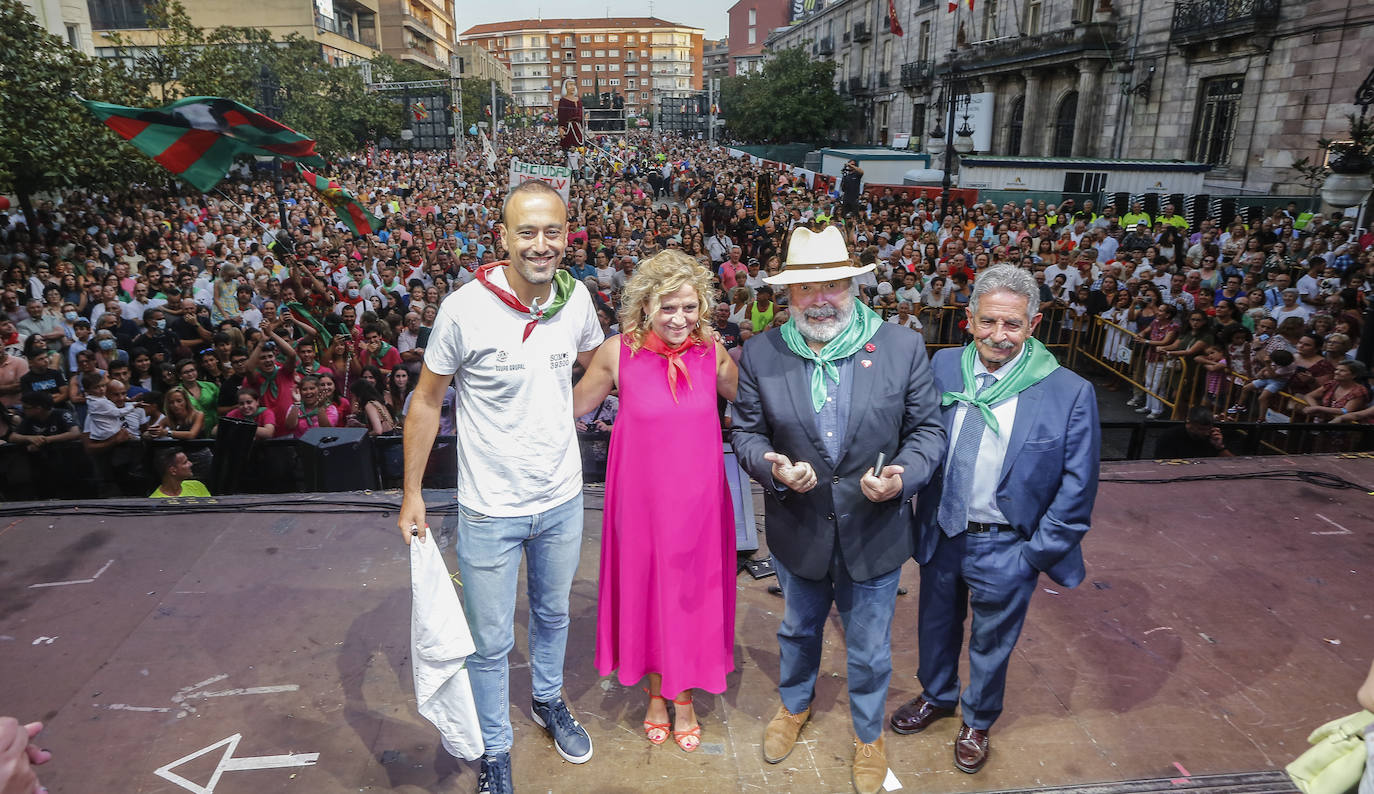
[
  {"x1": 774, "y1": 549, "x2": 901, "y2": 743},
  {"x1": 454, "y1": 493, "x2": 584, "y2": 754},
  {"x1": 916, "y1": 527, "x2": 1039, "y2": 730}
]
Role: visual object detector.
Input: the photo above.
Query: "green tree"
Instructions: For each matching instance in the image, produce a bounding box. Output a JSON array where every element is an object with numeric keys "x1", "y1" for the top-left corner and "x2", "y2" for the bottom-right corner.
[
  {"x1": 0, "y1": 0, "x2": 152, "y2": 227},
  {"x1": 721, "y1": 46, "x2": 848, "y2": 143}
]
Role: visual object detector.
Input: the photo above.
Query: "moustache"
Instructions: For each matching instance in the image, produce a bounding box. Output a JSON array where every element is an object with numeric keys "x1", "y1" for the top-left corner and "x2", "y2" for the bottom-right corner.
[
  {"x1": 981, "y1": 339, "x2": 1017, "y2": 351},
  {"x1": 804, "y1": 306, "x2": 838, "y2": 320}
]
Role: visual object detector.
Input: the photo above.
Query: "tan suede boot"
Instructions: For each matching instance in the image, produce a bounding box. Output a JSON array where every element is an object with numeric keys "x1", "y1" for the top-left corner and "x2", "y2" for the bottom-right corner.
[
  {"x1": 852, "y1": 735, "x2": 887, "y2": 794},
  {"x1": 762, "y1": 703, "x2": 811, "y2": 764}
]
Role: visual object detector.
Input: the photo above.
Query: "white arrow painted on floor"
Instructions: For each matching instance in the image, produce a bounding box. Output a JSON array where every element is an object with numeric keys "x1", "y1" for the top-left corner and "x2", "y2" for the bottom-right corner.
[
  {"x1": 29, "y1": 559, "x2": 115, "y2": 588},
  {"x1": 154, "y1": 733, "x2": 318, "y2": 793}
]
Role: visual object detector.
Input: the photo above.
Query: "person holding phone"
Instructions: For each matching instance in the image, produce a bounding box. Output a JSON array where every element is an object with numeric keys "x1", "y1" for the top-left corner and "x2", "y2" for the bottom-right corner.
[{"x1": 731, "y1": 225, "x2": 945, "y2": 794}]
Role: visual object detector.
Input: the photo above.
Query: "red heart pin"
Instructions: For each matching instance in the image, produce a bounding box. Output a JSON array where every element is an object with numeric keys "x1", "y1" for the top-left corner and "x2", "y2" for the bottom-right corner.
[{"x1": 865, "y1": 343, "x2": 876, "y2": 353}]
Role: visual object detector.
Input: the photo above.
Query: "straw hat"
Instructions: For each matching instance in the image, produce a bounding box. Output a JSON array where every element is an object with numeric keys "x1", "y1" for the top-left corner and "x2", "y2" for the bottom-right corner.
[{"x1": 764, "y1": 225, "x2": 875, "y2": 286}]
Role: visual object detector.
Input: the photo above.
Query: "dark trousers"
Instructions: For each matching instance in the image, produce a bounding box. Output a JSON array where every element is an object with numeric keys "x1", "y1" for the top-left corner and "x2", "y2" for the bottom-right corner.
[{"x1": 916, "y1": 527, "x2": 1039, "y2": 730}]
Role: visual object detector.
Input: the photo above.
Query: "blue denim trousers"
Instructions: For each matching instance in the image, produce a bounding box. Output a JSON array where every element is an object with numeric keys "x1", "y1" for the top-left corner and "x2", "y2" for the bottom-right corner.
[
  {"x1": 774, "y1": 549, "x2": 902, "y2": 744},
  {"x1": 454, "y1": 493, "x2": 584, "y2": 754}
]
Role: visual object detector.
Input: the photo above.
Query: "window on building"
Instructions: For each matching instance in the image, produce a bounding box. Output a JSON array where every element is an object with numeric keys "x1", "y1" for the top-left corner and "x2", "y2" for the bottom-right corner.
[
  {"x1": 609, "y1": 49, "x2": 619, "y2": 57},
  {"x1": 609, "y1": 78, "x2": 620, "y2": 85},
  {"x1": 749, "y1": 8, "x2": 757, "y2": 24},
  {"x1": 1190, "y1": 76, "x2": 1244, "y2": 166},
  {"x1": 641, "y1": 49, "x2": 648, "y2": 57},
  {"x1": 627, "y1": 35, "x2": 635, "y2": 43},
  {"x1": 1007, "y1": 95, "x2": 1025, "y2": 155},
  {"x1": 552, "y1": 65, "x2": 560, "y2": 73},
  {"x1": 595, "y1": 50, "x2": 605, "y2": 57},
  {"x1": 609, "y1": 34, "x2": 619, "y2": 41},
  {"x1": 66, "y1": 23, "x2": 80, "y2": 47},
  {"x1": 89, "y1": 0, "x2": 150, "y2": 30},
  {"x1": 581, "y1": 35, "x2": 591, "y2": 42},
  {"x1": 531, "y1": 36, "x2": 541, "y2": 46},
  {"x1": 551, "y1": 36, "x2": 560, "y2": 45},
  {"x1": 1052, "y1": 91, "x2": 1078, "y2": 157},
  {"x1": 594, "y1": 34, "x2": 605, "y2": 42},
  {"x1": 583, "y1": 78, "x2": 593, "y2": 86},
  {"x1": 918, "y1": 21, "x2": 932, "y2": 60},
  {"x1": 581, "y1": 50, "x2": 591, "y2": 57},
  {"x1": 1023, "y1": 0, "x2": 1042, "y2": 34},
  {"x1": 628, "y1": 78, "x2": 636, "y2": 88},
  {"x1": 748, "y1": 28, "x2": 756, "y2": 45},
  {"x1": 913, "y1": 104, "x2": 926, "y2": 142},
  {"x1": 581, "y1": 64, "x2": 592, "y2": 71},
  {"x1": 609, "y1": 63, "x2": 619, "y2": 71},
  {"x1": 981, "y1": 0, "x2": 1000, "y2": 40},
  {"x1": 595, "y1": 64, "x2": 605, "y2": 71},
  {"x1": 1072, "y1": 0, "x2": 1093, "y2": 22},
  {"x1": 641, "y1": 91, "x2": 649, "y2": 99}
]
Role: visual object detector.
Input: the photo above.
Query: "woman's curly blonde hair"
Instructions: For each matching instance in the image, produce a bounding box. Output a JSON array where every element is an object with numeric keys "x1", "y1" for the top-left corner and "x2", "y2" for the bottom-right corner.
[{"x1": 617, "y1": 249, "x2": 717, "y2": 351}]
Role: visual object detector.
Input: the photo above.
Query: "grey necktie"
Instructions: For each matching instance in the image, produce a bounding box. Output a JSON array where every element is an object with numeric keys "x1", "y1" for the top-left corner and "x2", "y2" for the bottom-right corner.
[{"x1": 939, "y1": 373, "x2": 995, "y2": 537}]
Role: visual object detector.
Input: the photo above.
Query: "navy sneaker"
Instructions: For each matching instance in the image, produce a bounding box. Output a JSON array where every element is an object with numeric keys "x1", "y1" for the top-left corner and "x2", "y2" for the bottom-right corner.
[
  {"x1": 531, "y1": 695, "x2": 594, "y2": 764},
  {"x1": 477, "y1": 752, "x2": 513, "y2": 794}
]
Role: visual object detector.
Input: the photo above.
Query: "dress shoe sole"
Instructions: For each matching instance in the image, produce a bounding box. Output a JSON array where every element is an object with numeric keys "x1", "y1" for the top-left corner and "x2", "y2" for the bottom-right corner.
[{"x1": 954, "y1": 757, "x2": 987, "y2": 774}]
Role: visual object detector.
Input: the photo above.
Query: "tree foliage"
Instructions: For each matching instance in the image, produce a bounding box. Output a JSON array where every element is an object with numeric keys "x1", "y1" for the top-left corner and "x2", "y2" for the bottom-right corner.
[
  {"x1": 720, "y1": 47, "x2": 849, "y2": 143},
  {"x1": 0, "y1": 0, "x2": 152, "y2": 226}
]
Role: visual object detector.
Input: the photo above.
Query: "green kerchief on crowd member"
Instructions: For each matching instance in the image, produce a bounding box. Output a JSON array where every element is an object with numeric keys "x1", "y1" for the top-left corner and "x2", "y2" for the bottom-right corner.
[
  {"x1": 941, "y1": 338, "x2": 1060, "y2": 435},
  {"x1": 780, "y1": 302, "x2": 884, "y2": 412}
]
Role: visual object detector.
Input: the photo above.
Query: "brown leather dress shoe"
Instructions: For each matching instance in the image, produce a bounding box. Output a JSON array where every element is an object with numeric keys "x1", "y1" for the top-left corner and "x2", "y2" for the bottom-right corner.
[
  {"x1": 954, "y1": 723, "x2": 990, "y2": 773},
  {"x1": 889, "y1": 696, "x2": 955, "y2": 735}
]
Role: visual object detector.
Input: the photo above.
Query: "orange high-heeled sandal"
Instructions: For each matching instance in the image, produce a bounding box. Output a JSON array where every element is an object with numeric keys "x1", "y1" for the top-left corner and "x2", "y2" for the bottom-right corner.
[
  {"x1": 671, "y1": 695, "x2": 701, "y2": 752},
  {"x1": 641, "y1": 687, "x2": 669, "y2": 746}
]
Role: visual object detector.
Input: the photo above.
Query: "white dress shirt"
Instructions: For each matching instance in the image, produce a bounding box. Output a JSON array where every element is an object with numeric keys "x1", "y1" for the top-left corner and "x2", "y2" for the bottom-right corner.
[{"x1": 945, "y1": 344, "x2": 1023, "y2": 525}]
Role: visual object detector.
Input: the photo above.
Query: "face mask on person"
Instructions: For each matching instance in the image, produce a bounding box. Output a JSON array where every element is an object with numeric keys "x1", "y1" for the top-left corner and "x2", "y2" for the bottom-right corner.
[
  {"x1": 65, "y1": 311, "x2": 78, "y2": 322},
  {"x1": 155, "y1": 319, "x2": 167, "y2": 330},
  {"x1": 99, "y1": 339, "x2": 115, "y2": 351},
  {"x1": 348, "y1": 288, "x2": 360, "y2": 299}
]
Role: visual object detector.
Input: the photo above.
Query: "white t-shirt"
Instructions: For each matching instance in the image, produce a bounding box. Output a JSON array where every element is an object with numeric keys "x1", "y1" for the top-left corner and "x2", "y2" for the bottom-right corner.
[{"x1": 424, "y1": 266, "x2": 604, "y2": 517}]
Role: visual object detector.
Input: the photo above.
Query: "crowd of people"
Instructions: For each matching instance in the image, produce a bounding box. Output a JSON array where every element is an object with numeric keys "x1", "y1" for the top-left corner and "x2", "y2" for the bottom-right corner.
[{"x1": 0, "y1": 126, "x2": 1369, "y2": 493}]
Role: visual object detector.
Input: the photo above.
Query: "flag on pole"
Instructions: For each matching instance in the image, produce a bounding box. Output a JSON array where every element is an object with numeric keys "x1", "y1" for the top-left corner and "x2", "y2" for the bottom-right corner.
[
  {"x1": 412, "y1": 101, "x2": 428, "y2": 121},
  {"x1": 297, "y1": 167, "x2": 380, "y2": 237},
  {"x1": 889, "y1": 0, "x2": 904, "y2": 36},
  {"x1": 947, "y1": 0, "x2": 972, "y2": 11},
  {"x1": 81, "y1": 96, "x2": 325, "y2": 192}
]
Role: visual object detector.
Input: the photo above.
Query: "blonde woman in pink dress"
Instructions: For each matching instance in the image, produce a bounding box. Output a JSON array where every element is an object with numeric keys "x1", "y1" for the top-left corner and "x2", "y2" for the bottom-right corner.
[{"x1": 573, "y1": 249, "x2": 739, "y2": 752}]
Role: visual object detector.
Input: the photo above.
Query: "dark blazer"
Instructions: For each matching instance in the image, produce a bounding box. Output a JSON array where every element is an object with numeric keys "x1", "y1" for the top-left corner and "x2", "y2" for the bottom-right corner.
[
  {"x1": 914, "y1": 346, "x2": 1101, "y2": 588},
  {"x1": 732, "y1": 324, "x2": 946, "y2": 582}
]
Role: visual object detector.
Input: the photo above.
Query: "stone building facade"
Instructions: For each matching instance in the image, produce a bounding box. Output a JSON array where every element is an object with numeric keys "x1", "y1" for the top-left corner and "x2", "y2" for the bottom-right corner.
[{"x1": 765, "y1": 0, "x2": 1374, "y2": 194}]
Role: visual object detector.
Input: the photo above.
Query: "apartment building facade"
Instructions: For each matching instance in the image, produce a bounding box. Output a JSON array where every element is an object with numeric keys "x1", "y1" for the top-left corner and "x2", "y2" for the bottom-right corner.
[
  {"x1": 458, "y1": 17, "x2": 704, "y2": 118},
  {"x1": 765, "y1": 0, "x2": 1374, "y2": 194}
]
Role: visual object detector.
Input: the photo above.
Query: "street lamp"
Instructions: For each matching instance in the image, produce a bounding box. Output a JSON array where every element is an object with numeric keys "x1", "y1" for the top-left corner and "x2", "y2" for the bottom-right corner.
[
  {"x1": 930, "y1": 71, "x2": 974, "y2": 218},
  {"x1": 257, "y1": 65, "x2": 291, "y2": 253}
]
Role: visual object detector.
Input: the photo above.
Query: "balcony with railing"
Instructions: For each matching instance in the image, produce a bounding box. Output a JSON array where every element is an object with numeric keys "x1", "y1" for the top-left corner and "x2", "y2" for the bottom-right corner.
[
  {"x1": 1171, "y1": 0, "x2": 1280, "y2": 45},
  {"x1": 950, "y1": 21, "x2": 1118, "y2": 70},
  {"x1": 877, "y1": 72, "x2": 889, "y2": 87},
  {"x1": 847, "y1": 75, "x2": 865, "y2": 92},
  {"x1": 900, "y1": 60, "x2": 934, "y2": 89},
  {"x1": 852, "y1": 22, "x2": 871, "y2": 41},
  {"x1": 817, "y1": 36, "x2": 834, "y2": 55}
]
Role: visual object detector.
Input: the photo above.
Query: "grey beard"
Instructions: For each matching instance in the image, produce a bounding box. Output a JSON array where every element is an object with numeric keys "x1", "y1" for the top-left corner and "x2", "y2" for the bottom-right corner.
[{"x1": 793, "y1": 301, "x2": 854, "y2": 344}]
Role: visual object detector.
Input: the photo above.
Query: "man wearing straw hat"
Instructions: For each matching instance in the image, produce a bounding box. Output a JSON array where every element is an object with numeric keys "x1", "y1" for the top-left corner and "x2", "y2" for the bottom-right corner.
[{"x1": 731, "y1": 225, "x2": 946, "y2": 794}]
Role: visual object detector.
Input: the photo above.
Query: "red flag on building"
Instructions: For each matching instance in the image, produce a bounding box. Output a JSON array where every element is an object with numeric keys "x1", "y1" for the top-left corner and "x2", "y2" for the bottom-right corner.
[
  {"x1": 889, "y1": 0, "x2": 904, "y2": 36},
  {"x1": 412, "y1": 101, "x2": 428, "y2": 121}
]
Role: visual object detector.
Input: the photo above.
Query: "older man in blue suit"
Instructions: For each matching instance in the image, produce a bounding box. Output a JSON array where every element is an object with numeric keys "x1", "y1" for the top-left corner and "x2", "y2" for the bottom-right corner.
[
  {"x1": 889, "y1": 265, "x2": 1100, "y2": 774},
  {"x1": 733, "y1": 225, "x2": 946, "y2": 794}
]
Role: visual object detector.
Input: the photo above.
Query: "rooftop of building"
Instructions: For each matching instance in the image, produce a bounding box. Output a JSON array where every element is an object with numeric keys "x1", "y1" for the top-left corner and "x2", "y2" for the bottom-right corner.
[{"x1": 461, "y1": 17, "x2": 703, "y2": 37}]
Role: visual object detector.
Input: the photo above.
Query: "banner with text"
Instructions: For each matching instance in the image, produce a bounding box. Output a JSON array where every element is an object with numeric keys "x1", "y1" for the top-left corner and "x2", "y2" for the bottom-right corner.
[{"x1": 509, "y1": 159, "x2": 572, "y2": 204}]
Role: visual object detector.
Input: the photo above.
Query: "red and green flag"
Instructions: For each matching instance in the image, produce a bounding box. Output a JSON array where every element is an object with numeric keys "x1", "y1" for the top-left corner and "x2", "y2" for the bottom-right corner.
[
  {"x1": 412, "y1": 101, "x2": 428, "y2": 121},
  {"x1": 298, "y1": 167, "x2": 380, "y2": 237},
  {"x1": 81, "y1": 96, "x2": 326, "y2": 192}
]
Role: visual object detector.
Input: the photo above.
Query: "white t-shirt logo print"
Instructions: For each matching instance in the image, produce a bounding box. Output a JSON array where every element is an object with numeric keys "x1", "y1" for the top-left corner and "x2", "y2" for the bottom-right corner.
[{"x1": 495, "y1": 350, "x2": 509, "y2": 363}]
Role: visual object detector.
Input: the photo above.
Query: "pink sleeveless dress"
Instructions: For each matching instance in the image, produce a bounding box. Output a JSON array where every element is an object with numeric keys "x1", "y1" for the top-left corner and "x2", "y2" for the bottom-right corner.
[{"x1": 595, "y1": 337, "x2": 736, "y2": 696}]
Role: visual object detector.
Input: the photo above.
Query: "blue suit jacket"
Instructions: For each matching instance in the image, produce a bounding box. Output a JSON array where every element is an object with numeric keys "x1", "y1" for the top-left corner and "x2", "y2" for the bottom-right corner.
[
  {"x1": 732, "y1": 324, "x2": 947, "y2": 582},
  {"x1": 914, "y1": 346, "x2": 1101, "y2": 588}
]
